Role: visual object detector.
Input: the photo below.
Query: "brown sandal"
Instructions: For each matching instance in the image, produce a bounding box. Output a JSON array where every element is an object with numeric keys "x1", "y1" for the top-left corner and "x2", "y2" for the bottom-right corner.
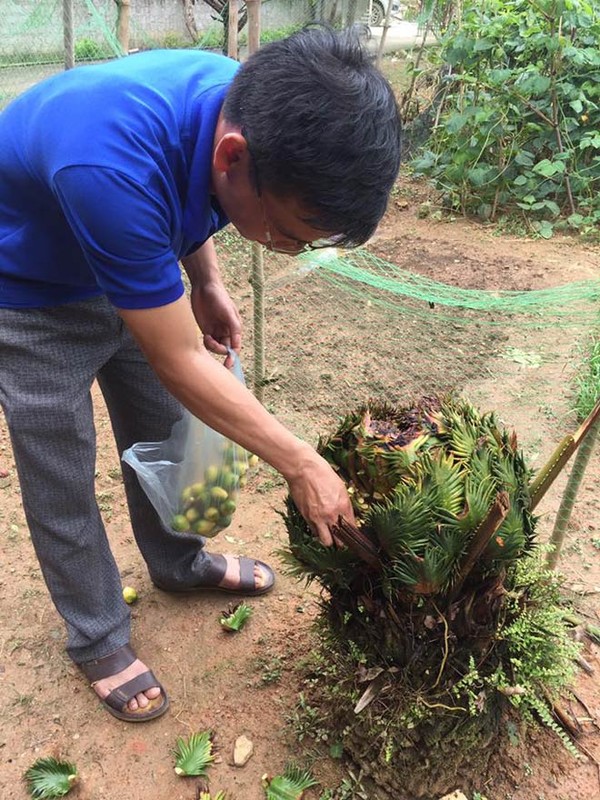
[
  {"x1": 80, "y1": 644, "x2": 169, "y2": 722},
  {"x1": 153, "y1": 554, "x2": 275, "y2": 596}
]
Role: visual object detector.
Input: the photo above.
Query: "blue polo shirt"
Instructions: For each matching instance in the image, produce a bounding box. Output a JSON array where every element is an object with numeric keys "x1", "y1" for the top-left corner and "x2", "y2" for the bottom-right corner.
[{"x1": 0, "y1": 50, "x2": 239, "y2": 309}]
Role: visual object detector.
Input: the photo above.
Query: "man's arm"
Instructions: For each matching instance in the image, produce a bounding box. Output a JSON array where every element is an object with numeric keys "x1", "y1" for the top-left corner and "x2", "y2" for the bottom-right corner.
[
  {"x1": 181, "y1": 239, "x2": 241, "y2": 366},
  {"x1": 118, "y1": 296, "x2": 355, "y2": 546}
]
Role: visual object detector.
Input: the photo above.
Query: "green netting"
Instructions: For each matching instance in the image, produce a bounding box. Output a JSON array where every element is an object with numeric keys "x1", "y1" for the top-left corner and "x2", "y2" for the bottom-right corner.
[
  {"x1": 298, "y1": 248, "x2": 600, "y2": 324},
  {"x1": 213, "y1": 231, "x2": 598, "y2": 485},
  {"x1": 0, "y1": 1, "x2": 318, "y2": 110}
]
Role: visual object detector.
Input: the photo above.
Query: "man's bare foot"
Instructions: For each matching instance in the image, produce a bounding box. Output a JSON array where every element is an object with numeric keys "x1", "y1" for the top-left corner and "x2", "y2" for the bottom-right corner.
[
  {"x1": 217, "y1": 554, "x2": 270, "y2": 591},
  {"x1": 92, "y1": 658, "x2": 162, "y2": 712}
]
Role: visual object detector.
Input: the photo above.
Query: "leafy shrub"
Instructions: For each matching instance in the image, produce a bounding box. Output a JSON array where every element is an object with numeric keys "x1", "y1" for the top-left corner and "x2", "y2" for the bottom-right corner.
[
  {"x1": 74, "y1": 37, "x2": 111, "y2": 62},
  {"x1": 412, "y1": 0, "x2": 600, "y2": 238}
]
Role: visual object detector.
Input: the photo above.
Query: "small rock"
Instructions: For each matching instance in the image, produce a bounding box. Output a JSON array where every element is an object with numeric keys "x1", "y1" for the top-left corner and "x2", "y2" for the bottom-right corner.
[{"x1": 233, "y1": 735, "x2": 254, "y2": 767}]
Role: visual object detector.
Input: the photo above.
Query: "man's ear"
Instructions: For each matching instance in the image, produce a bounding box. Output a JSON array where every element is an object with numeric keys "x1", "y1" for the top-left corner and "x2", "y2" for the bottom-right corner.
[{"x1": 213, "y1": 131, "x2": 249, "y2": 174}]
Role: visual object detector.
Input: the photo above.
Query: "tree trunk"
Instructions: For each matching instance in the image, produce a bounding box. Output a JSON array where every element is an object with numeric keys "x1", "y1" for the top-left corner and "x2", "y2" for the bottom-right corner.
[
  {"x1": 346, "y1": 0, "x2": 359, "y2": 26},
  {"x1": 227, "y1": 0, "x2": 239, "y2": 59},
  {"x1": 182, "y1": 0, "x2": 198, "y2": 42},
  {"x1": 116, "y1": 0, "x2": 130, "y2": 53}
]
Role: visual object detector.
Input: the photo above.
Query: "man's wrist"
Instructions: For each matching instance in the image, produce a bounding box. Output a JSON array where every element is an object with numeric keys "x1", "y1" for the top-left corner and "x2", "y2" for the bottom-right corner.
[{"x1": 275, "y1": 439, "x2": 321, "y2": 483}]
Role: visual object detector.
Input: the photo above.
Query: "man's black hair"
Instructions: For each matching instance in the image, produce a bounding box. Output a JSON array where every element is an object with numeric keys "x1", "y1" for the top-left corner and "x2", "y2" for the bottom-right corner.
[{"x1": 223, "y1": 25, "x2": 402, "y2": 247}]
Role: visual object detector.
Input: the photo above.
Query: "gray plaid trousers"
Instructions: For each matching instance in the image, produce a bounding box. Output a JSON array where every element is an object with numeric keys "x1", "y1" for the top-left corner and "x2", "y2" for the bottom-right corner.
[{"x1": 0, "y1": 296, "x2": 213, "y2": 663}]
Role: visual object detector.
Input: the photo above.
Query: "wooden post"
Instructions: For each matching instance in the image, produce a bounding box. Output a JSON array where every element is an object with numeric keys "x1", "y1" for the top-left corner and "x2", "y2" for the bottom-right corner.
[
  {"x1": 377, "y1": 0, "x2": 394, "y2": 68},
  {"x1": 63, "y1": 0, "x2": 74, "y2": 70},
  {"x1": 246, "y1": 0, "x2": 261, "y2": 56},
  {"x1": 245, "y1": 0, "x2": 265, "y2": 401},
  {"x1": 116, "y1": 0, "x2": 131, "y2": 55},
  {"x1": 227, "y1": 0, "x2": 239, "y2": 60}
]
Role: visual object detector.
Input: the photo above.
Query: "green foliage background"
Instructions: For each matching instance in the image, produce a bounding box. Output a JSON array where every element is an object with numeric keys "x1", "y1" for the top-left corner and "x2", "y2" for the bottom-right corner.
[{"x1": 412, "y1": 0, "x2": 600, "y2": 238}]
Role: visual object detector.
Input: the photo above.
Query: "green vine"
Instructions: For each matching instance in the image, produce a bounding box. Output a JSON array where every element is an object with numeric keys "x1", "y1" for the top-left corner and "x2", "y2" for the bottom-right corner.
[{"x1": 526, "y1": 693, "x2": 582, "y2": 760}]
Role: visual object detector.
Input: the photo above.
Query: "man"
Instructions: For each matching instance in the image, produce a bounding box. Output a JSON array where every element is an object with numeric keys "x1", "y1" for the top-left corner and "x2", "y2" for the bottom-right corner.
[{"x1": 0, "y1": 26, "x2": 401, "y2": 721}]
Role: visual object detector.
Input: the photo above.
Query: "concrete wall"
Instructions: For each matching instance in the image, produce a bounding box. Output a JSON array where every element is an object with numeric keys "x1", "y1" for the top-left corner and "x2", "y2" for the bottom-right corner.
[{"x1": 0, "y1": 0, "x2": 314, "y2": 59}]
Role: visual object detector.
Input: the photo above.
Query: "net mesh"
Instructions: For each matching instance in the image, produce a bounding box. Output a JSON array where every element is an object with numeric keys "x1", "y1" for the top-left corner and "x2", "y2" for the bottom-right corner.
[
  {"x1": 213, "y1": 229, "x2": 599, "y2": 502},
  {"x1": 2, "y1": 0, "x2": 598, "y2": 482},
  {"x1": 0, "y1": 0, "x2": 332, "y2": 109}
]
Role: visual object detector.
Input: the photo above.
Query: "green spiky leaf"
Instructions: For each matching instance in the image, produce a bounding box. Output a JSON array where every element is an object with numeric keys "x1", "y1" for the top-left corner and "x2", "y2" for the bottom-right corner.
[
  {"x1": 423, "y1": 452, "x2": 465, "y2": 516},
  {"x1": 24, "y1": 757, "x2": 78, "y2": 799},
  {"x1": 220, "y1": 602, "x2": 253, "y2": 632},
  {"x1": 173, "y1": 731, "x2": 214, "y2": 777},
  {"x1": 263, "y1": 765, "x2": 318, "y2": 800},
  {"x1": 199, "y1": 792, "x2": 227, "y2": 800},
  {"x1": 484, "y1": 507, "x2": 527, "y2": 562},
  {"x1": 368, "y1": 487, "x2": 431, "y2": 557}
]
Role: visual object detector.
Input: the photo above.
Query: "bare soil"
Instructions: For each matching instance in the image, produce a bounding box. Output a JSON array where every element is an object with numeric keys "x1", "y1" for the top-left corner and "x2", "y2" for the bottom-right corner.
[{"x1": 2, "y1": 176, "x2": 600, "y2": 800}]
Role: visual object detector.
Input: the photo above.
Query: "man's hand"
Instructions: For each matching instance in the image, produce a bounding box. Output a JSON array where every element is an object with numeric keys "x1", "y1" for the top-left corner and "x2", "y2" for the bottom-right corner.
[
  {"x1": 191, "y1": 281, "x2": 241, "y2": 367},
  {"x1": 285, "y1": 447, "x2": 356, "y2": 547},
  {"x1": 182, "y1": 239, "x2": 241, "y2": 368}
]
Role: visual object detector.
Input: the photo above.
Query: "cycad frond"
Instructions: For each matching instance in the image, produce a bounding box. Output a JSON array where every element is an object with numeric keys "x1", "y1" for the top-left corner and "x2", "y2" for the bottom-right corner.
[
  {"x1": 220, "y1": 602, "x2": 253, "y2": 632},
  {"x1": 367, "y1": 488, "x2": 431, "y2": 558},
  {"x1": 392, "y1": 547, "x2": 452, "y2": 593},
  {"x1": 423, "y1": 452, "x2": 465, "y2": 516},
  {"x1": 199, "y1": 792, "x2": 227, "y2": 800},
  {"x1": 263, "y1": 765, "x2": 317, "y2": 799},
  {"x1": 468, "y1": 448, "x2": 494, "y2": 485},
  {"x1": 491, "y1": 452, "x2": 521, "y2": 493},
  {"x1": 433, "y1": 526, "x2": 467, "y2": 563},
  {"x1": 447, "y1": 417, "x2": 480, "y2": 461},
  {"x1": 443, "y1": 474, "x2": 496, "y2": 535},
  {"x1": 484, "y1": 508, "x2": 527, "y2": 562},
  {"x1": 282, "y1": 496, "x2": 362, "y2": 589},
  {"x1": 24, "y1": 757, "x2": 77, "y2": 799},
  {"x1": 173, "y1": 731, "x2": 214, "y2": 777}
]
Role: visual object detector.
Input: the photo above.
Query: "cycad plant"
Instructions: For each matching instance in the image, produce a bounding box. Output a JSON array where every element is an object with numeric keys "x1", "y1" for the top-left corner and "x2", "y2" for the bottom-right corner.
[{"x1": 284, "y1": 395, "x2": 580, "y2": 798}]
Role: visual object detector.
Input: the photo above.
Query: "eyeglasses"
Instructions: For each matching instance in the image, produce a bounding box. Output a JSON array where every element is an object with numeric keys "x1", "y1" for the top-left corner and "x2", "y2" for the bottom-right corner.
[
  {"x1": 259, "y1": 195, "x2": 343, "y2": 255},
  {"x1": 247, "y1": 146, "x2": 343, "y2": 254}
]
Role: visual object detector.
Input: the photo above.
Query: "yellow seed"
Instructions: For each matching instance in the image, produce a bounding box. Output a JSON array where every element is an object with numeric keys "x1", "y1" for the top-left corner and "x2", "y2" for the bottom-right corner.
[
  {"x1": 180, "y1": 486, "x2": 193, "y2": 504},
  {"x1": 185, "y1": 507, "x2": 200, "y2": 523},
  {"x1": 204, "y1": 506, "x2": 220, "y2": 521},
  {"x1": 190, "y1": 482, "x2": 205, "y2": 496},
  {"x1": 122, "y1": 586, "x2": 138, "y2": 604},
  {"x1": 220, "y1": 499, "x2": 237, "y2": 515},
  {"x1": 172, "y1": 514, "x2": 189, "y2": 532},
  {"x1": 193, "y1": 519, "x2": 216, "y2": 536},
  {"x1": 248, "y1": 454, "x2": 259, "y2": 468},
  {"x1": 210, "y1": 486, "x2": 229, "y2": 501},
  {"x1": 221, "y1": 472, "x2": 239, "y2": 491},
  {"x1": 205, "y1": 466, "x2": 219, "y2": 483}
]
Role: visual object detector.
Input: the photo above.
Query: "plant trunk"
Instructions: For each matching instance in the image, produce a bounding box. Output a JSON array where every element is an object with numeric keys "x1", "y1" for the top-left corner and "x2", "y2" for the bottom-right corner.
[{"x1": 182, "y1": 0, "x2": 198, "y2": 41}]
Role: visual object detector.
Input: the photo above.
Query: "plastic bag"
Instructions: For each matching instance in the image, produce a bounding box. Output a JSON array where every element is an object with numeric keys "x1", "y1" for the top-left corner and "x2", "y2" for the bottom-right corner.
[{"x1": 122, "y1": 354, "x2": 257, "y2": 538}]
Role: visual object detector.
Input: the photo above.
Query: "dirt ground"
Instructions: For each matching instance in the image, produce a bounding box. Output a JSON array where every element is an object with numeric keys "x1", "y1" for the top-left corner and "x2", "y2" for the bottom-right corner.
[{"x1": 2, "y1": 174, "x2": 600, "y2": 800}]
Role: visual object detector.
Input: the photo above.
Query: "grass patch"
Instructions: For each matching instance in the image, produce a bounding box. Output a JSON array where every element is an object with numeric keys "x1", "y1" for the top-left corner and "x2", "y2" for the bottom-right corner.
[{"x1": 574, "y1": 334, "x2": 600, "y2": 420}]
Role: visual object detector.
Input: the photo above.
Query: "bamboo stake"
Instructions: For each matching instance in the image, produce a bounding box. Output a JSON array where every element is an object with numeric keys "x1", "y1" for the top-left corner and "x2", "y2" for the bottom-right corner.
[
  {"x1": 227, "y1": 0, "x2": 239, "y2": 60},
  {"x1": 246, "y1": 0, "x2": 261, "y2": 55},
  {"x1": 529, "y1": 397, "x2": 600, "y2": 512},
  {"x1": 245, "y1": 0, "x2": 265, "y2": 402},
  {"x1": 546, "y1": 411, "x2": 600, "y2": 570},
  {"x1": 63, "y1": 0, "x2": 74, "y2": 70},
  {"x1": 376, "y1": 0, "x2": 395, "y2": 69},
  {"x1": 116, "y1": 0, "x2": 131, "y2": 55}
]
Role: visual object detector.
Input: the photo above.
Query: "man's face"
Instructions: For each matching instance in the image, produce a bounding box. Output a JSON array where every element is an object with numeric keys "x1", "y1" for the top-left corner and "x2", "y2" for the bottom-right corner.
[{"x1": 211, "y1": 126, "x2": 339, "y2": 254}]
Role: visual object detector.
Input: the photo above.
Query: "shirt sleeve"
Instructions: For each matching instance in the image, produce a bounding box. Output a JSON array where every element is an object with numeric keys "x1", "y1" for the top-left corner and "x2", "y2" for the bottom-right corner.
[{"x1": 52, "y1": 165, "x2": 185, "y2": 309}]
